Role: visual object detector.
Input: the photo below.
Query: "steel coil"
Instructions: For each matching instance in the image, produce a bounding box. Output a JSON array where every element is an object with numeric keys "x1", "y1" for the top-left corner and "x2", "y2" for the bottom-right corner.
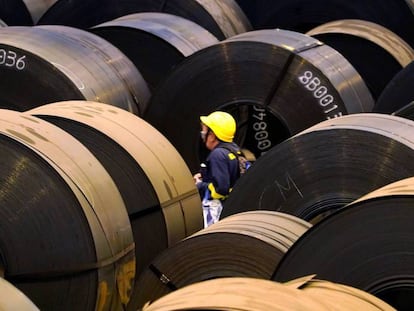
[
  {"x1": 38, "y1": 0, "x2": 251, "y2": 40},
  {"x1": 27, "y1": 100, "x2": 203, "y2": 310},
  {"x1": 273, "y1": 177, "x2": 414, "y2": 310},
  {"x1": 144, "y1": 28, "x2": 373, "y2": 172},
  {"x1": 0, "y1": 26, "x2": 150, "y2": 114},
  {"x1": 286, "y1": 276, "x2": 395, "y2": 310},
  {"x1": 392, "y1": 100, "x2": 414, "y2": 119},
  {"x1": 222, "y1": 113, "x2": 414, "y2": 223},
  {"x1": 91, "y1": 12, "x2": 219, "y2": 92},
  {"x1": 0, "y1": 110, "x2": 134, "y2": 311},
  {"x1": 234, "y1": 0, "x2": 414, "y2": 48},
  {"x1": 142, "y1": 276, "x2": 394, "y2": 310},
  {"x1": 134, "y1": 211, "x2": 310, "y2": 308},
  {"x1": 0, "y1": 278, "x2": 39, "y2": 311},
  {"x1": 374, "y1": 60, "x2": 414, "y2": 113},
  {"x1": 307, "y1": 19, "x2": 414, "y2": 100},
  {"x1": 142, "y1": 277, "x2": 326, "y2": 310}
]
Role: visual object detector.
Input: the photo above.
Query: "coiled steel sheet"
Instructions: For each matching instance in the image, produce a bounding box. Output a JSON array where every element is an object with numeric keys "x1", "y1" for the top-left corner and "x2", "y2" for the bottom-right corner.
[
  {"x1": 38, "y1": 0, "x2": 251, "y2": 40},
  {"x1": 307, "y1": 19, "x2": 414, "y2": 100},
  {"x1": 0, "y1": 26, "x2": 150, "y2": 114},
  {"x1": 91, "y1": 12, "x2": 219, "y2": 92},
  {"x1": 0, "y1": 110, "x2": 134, "y2": 311},
  {"x1": 144, "y1": 29, "x2": 373, "y2": 172},
  {"x1": 27, "y1": 100, "x2": 203, "y2": 311},
  {"x1": 142, "y1": 276, "x2": 395, "y2": 310},
  {"x1": 223, "y1": 113, "x2": 414, "y2": 224},
  {"x1": 134, "y1": 211, "x2": 310, "y2": 308},
  {"x1": 273, "y1": 177, "x2": 414, "y2": 310}
]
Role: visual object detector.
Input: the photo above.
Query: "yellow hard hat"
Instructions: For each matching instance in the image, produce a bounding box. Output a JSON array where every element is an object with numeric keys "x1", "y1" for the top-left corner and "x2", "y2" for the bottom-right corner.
[{"x1": 200, "y1": 111, "x2": 236, "y2": 142}]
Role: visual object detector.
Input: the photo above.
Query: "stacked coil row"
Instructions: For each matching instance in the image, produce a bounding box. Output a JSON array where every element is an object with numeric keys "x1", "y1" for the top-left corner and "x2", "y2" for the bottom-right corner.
[
  {"x1": 0, "y1": 102, "x2": 202, "y2": 311},
  {"x1": 0, "y1": 2, "x2": 412, "y2": 170},
  {"x1": 139, "y1": 113, "x2": 414, "y2": 310},
  {"x1": 142, "y1": 277, "x2": 395, "y2": 311},
  {"x1": 0, "y1": 1, "x2": 413, "y2": 310}
]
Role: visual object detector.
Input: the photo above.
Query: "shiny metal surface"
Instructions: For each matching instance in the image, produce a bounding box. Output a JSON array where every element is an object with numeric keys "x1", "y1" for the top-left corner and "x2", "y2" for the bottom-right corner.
[
  {"x1": 0, "y1": 110, "x2": 134, "y2": 310},
  {"x1": 28, "y1": 101, "x2": 203, "y2": 311},
  {"x1": 0, "y1": 26, "x2": 150, "y2": 114},
  {"x1": 28, "y1": 100, "x2": 202, "y2": 246},
  {"x1": 226, "y1": 28, "x2": 322, "y2": 49},
  {"x1": 38, "y1": 0, "x2": 250, "y2": 40},
  {"x1": 300, "y1": 113, "x2": 414, "y2": 145},
  {"x1": 353, "y1": 176, "x2": 414, "y2": 203},
  {"x1": 223, "y1": 113, "x2": 414, "y2": 223},
  {"x1": 195, "y1": 0, "x2": 252, "y2": 38},
  {"x1": 92, "y1": 12, "x2": 218, "y2": 91},
  {"x1": 307, "y1": 19, "x2": 414, "y2": 100},
  {"x1": 144, "y1": 28, "x2": 374, "y2": 172},
  {"x1": 36, "y1": 25, "x2": 150, "y2": 114},
  {"x1": 227, "y1": 29, "x2": 374, "y2": 114},
  {"x1": 142, "y1": 277, "x2": 394, "y2": 310},
  {"x1": 99, "y1": 12, "x2": 219, "y2": 56},
  {"x1": 307, "y1": 19, "x2": 414, "y2": 67},
  {"x1": 273, "y1": 175, "x2": 414, "y2": 309}
]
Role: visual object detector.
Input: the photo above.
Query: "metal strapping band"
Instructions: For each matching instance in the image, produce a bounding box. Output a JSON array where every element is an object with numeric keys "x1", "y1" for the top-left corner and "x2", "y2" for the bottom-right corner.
[
  {"x1": 160, "y1": 188, "x2": 199, "y2": 209},
  {"x1": 149, "y1": 264, "x2": 177, "y2": 291},
  {"x1": 7, "y1": 243, "x2": 135, "y2": 281}
]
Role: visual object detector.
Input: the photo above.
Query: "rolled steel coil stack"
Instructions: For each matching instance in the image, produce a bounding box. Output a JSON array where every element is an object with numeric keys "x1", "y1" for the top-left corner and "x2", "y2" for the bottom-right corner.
[
  {"x1": 0, "y1": 102, "x2": 202, "y2": 310},
  {"x1": 26, "y1": 101, "x2": 203, "y2": 310},
  {"x1": 0, "y1": 25, "x2": 150, "y2": 114},
  {"x1": 141, "y1": 276, "x2": 395, "y2": 311},
  {"x1": 306, "y1": 19, "x2": 414, "y2": 100},
  {"x1": 91, "y1": 12, "x2": 219, "y2": 92},
  {"x1": 0, "y1": 1, "x2": 412, "y2": 310},
  {"x1": 0, "y1": 109, "x2": 135, "y2": 310},
  {"x1": 272, "y1": 177, "x2": 414, "y2": 310},
  {"x1": 223, "y1": 113, "x2": 414, "y2": 222},
  {"x1": 144, "y1": 28, "x2": 374, "y2": 172},
  {"x1": 36, "y1": 0, "x2": 252, "y2": 39},
  {"x1": 134, "y1": 211, "x2": 311, "y2": 308}
]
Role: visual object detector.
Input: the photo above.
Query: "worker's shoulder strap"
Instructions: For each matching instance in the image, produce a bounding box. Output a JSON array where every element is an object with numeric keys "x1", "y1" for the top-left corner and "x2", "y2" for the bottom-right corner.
[{"x1": 218, "y1": 145, "x2": 250, "y2": 175}]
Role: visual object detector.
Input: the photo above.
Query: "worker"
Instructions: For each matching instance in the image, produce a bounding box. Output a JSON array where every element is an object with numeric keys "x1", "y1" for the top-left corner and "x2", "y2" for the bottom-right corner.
[{"x1": 193, "y1": 111, "x2": 242, "y2": 227}]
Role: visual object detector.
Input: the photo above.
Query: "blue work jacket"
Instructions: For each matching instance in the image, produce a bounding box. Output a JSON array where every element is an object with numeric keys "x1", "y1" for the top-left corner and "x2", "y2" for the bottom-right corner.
[{"x1": 197, "y1": 142, "x2": 241, "y2": 200}]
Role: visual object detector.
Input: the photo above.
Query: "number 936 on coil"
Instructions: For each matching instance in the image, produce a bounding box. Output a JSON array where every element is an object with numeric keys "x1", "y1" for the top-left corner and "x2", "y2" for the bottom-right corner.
[{"x1": 0, "y1": 49, "x2": 26, "y2": 70}]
